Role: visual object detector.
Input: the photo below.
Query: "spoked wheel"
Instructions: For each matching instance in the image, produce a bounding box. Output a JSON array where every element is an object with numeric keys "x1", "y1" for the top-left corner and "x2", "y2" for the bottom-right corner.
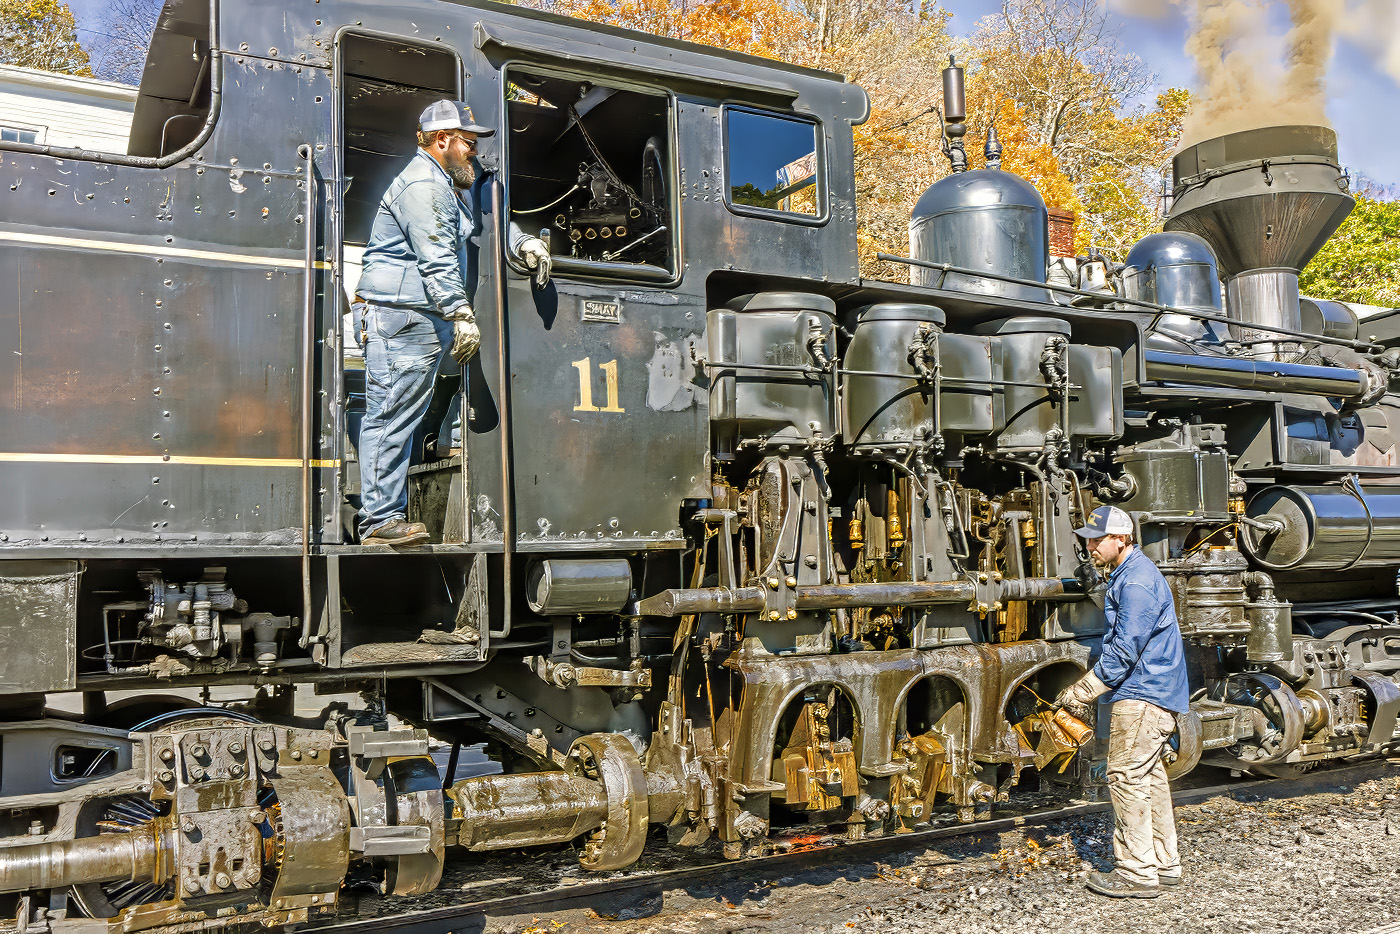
[
  {"x1": 1223, "y1": 673, "x2": 1304, "y2": 767},
  {"x1": 69, "y1": 706, "x2": 263, "y2": 920},
  {"x1": 69, "y1": 796, "x2": 172, "y2": 917}
]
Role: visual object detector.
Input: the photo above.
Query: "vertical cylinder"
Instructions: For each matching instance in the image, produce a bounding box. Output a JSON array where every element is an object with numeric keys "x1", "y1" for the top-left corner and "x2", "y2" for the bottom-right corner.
[
  {"x1": 941, "y1": 60, "x2": 965, "y2": 122},
  {"x1": 1225, "y1": 268, "x2": 1302, "y2": 360},
  {"x1": 1246, "y1": 600, "x2": 1294, "y2": 663}
]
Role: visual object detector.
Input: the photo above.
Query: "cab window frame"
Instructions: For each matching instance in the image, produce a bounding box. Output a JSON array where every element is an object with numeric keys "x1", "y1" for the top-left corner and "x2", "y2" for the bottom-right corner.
[
  {"x1": 721, "y1": 104, "x2": 827, "y2": 226},
  {"x1": 499, "y1": 61, "x2": 681, "y2": 286}
]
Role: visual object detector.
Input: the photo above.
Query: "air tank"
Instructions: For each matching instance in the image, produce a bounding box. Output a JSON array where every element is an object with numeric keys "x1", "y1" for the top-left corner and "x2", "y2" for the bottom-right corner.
[
  {"x1": 1121, "y1": 231, "x2": 1227, "y2": 347},
  {"x1": 908, "y1": 170, "x2": 1050, "y2": 301},
  {"x1": 707, "y1": 292, "x2": 837, "y2": 454},
  {"x1": 843, "y1": 303, "x2": 945, "y2": 455},
  {"x1": 1240, "y1": 484, "x2": 1400, "y2": 571}
]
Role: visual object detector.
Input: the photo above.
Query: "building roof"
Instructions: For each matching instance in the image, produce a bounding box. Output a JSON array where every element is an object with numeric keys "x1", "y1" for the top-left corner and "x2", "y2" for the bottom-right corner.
[{"x1": 0, "y1": 63, "x2": 138, "y2": 103}]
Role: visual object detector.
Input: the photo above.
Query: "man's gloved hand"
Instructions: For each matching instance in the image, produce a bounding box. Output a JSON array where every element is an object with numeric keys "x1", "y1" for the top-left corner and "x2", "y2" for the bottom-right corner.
[
  {"x1": 519, "y1": 237, "x2": 551, "y2": 288},
  {"x1": 1053, "y1": 671, "x2": 1108, "y2": 716},
  {"x1": 443, "y1": 306, "x2": 480, "y2": 364},
  {"x1": 450, "y1": 319, "x2": 480, "y2": 364}
]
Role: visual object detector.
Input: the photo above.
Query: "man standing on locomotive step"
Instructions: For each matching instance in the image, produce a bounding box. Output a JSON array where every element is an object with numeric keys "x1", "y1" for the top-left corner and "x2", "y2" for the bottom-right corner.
[
  {"x1": 1055, "y1": 504, "x2": 1190, "y2": 898},
  {"x1": 355, "y1": 100, "x2": 551, "y2": 546}
]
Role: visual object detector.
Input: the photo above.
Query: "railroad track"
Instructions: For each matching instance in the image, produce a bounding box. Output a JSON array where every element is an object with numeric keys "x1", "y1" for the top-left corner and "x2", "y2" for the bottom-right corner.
[{"x1": 311, "y1": 760, "x2": 1397, "y2": 934}]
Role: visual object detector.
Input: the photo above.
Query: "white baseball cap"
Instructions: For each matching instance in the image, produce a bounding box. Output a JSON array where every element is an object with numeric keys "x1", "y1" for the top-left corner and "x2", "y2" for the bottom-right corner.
[
  {"x1": 1073, "y1": 505, "x2": 1134, "y2": 538},
  {"x1": 418, "y1": 100, "x2": 493, "y2": 136}
]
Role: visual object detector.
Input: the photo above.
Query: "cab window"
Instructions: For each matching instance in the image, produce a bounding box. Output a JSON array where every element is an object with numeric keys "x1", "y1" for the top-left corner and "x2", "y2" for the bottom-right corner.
[
  {"x1": 504, "y1": 67, "x2": 674, "y2": 280},
  {"x1": 724, "y1": 107, "x2": 822, "y2": 219}
]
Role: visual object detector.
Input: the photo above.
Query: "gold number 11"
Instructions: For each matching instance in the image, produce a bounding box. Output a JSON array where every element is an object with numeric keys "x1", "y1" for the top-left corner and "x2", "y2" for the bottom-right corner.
[{"x1": 571, "y1": 357, "x2": 625, "y2": 413}]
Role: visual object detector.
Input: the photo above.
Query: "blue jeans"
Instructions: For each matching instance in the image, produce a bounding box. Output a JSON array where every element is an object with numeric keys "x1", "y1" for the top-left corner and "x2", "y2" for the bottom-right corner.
[{"x1": 357, "y1": 303, "x2": 452, "y2": 539}]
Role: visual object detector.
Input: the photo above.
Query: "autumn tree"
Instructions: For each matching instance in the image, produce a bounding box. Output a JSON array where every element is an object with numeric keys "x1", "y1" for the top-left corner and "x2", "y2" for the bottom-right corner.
[
  {"x1": 965, "y1": 0, "x2": 1188, "y2": 257},
  {"x1": 0, "y1": 0, "x2": 91, "y2": 76},
  {"x1": 89, "y1": 0, "x2": 161, "y2": 86},
  {"x1": 1299, "y1": 193, "x2": 1400, "y2": 307}
]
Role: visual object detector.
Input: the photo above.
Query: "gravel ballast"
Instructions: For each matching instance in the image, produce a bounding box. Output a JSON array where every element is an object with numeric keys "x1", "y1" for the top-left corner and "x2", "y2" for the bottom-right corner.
[{"x1": 490, "y1": 762, "x2": 1400, "y2": 934}]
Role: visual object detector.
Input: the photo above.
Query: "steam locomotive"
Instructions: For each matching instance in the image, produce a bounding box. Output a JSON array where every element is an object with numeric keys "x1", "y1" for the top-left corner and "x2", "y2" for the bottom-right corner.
[{"x1": 0, "y1": 0, "x2": 1396, "y2": 929}]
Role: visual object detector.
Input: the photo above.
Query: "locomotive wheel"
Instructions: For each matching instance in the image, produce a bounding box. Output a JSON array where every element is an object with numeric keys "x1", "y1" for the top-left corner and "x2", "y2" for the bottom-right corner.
[
  {"x1": 381, "y1": 756, "x2": 446, "y2": 896},
  {"x1": 1223, "y1": 673, "x2": 1305, "y2": 767},
  {"x1": 1164, "y1": 710, "x2": 1203, "y2": 781},
  {"x1": 70, "y1": 707, "x2": 262, "y2": 919}
]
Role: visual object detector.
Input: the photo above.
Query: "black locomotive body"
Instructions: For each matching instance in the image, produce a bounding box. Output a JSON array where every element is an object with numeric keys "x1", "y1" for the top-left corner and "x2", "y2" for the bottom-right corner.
[{"x1": 0, "y1": 0, "x2": 1397, "y2": 929}]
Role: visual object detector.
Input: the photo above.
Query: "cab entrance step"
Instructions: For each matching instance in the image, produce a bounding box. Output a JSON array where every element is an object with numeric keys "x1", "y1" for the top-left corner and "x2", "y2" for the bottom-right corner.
[{"x1": 341, "y1": 639, "x2": 481, "y2": 667}]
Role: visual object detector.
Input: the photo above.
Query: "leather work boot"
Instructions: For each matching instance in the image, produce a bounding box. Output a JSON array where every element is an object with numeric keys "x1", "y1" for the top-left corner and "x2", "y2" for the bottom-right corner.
[
  {"x1": 1158, "y1": 872, "x2": 1182, "y2": 886},
  {"x1": 1085, "y1": 869, "x2": 1161, "y2": 898},
  {"x1": 363, "y1": 519, "x2": 430, "y2": 547}
]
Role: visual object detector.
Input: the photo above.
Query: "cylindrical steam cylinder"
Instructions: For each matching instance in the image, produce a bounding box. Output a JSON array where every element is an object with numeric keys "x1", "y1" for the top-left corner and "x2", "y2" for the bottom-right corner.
[
  {"x1": 1240, "y1": 484, "x2": 1400, "y2": 571},
  {"x1": 843, "y1": 303, "x2": 946, "y2": 455},
  {"x1": 908, "y1": 170, "x2": 1050, "y2": 301},
  {"x1": 972, "y1": 316, "x2": 1070, "y2": 451},
  {"x1": 526, "y1": 558, "x2": 633, "y2": 615},
  {"x1": 707, "y1": 292, "x2": 837, "y2": 452}
]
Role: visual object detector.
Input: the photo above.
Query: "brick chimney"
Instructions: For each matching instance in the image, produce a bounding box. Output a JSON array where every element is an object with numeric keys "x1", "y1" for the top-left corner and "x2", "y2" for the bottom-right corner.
[{"x1": 1047, "y1": 208, "x2": 1076, "y2": 260}]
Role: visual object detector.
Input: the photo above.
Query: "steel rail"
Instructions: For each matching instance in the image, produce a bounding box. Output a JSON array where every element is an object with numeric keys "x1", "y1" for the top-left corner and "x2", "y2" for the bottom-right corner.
[{"x1": 307, "y1": 761, "x2": 1394, "y2": 933}]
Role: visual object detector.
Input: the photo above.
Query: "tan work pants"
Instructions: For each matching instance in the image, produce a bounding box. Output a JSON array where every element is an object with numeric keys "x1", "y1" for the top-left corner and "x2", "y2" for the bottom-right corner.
[{"x1": 1105, "y1": 699, "x2": 1180, "y2": 885}]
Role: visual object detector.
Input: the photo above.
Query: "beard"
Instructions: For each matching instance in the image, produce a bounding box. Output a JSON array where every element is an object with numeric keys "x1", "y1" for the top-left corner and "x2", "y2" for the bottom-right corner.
[{"x1": 444, "y1": 154, "x2": 476, "y2": 189}]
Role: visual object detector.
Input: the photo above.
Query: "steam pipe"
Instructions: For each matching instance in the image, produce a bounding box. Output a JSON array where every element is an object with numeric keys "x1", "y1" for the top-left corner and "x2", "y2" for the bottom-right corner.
[{"x1": 1144, "y1": 350, "x2": 1367, "y2": 399}]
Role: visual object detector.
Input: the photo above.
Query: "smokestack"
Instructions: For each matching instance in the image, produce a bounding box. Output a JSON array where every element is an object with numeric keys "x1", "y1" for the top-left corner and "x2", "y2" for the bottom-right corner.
[{"x1": 1165, "y1": 124, "x2": 1353, "y2": 359}]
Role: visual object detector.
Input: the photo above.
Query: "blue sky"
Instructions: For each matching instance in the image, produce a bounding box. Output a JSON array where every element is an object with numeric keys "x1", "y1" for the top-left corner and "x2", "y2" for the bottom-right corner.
[
  {"x1": 63, "y1": 0, "x2": 1400, "y2": 185},
  {"x1": 943, "y1": 0, "x2": 1400, "y2": 186}
]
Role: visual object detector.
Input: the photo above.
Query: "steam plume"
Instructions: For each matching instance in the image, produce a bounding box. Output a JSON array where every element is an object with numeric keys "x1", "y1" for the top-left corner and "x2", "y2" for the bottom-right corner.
[{"x1": 1110, "y1": 0, "x2": 1400, "y2": 147}]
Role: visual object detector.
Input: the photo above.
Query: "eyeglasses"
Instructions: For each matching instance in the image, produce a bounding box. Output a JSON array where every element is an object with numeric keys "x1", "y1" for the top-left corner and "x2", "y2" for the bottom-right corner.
[{"x1": 450, "y1": 133, "x2": 478, "y2": 153}]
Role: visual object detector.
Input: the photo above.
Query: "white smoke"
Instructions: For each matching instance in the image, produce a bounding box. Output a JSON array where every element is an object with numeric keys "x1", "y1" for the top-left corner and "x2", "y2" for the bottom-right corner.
[{"x1": 1107, "y1": 0, "x2": 1400, "y2": 147}]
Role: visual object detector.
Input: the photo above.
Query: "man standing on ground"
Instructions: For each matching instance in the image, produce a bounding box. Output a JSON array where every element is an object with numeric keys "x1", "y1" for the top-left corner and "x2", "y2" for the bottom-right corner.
[
  {"x1": 355, "y1": 100, "x2": 550, "y2": 546},
  {"x1": 1056, "y1": 504, "x2": 1190, "y2": 898}
]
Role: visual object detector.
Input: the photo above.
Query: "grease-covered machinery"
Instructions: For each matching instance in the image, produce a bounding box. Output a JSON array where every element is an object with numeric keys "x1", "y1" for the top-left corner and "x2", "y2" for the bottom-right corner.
[{"x1": 0, "y1": 5, "x2": 1398, "y2": 932}]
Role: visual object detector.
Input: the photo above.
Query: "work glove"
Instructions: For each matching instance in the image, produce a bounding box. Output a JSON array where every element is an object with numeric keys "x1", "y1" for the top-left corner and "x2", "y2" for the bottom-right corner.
[
  {"x1": 443, "y1": 306, "x2": 481, "y2": 364},
  {"x1": 1053, "y1": 671, "x2": 1108, "y2": 717},
  {"x1": 518, "y1": 237, "x2": 551, "y2": 288}
]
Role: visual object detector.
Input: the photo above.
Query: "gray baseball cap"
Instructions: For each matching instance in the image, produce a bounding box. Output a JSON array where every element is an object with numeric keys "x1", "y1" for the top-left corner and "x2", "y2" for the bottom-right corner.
[
  {"x1": 1073, "y1": 505, "x2": 1133, "y2": 538},
  {"x1": 418, "y1": 100, "x2": 494, "y2": 136}
]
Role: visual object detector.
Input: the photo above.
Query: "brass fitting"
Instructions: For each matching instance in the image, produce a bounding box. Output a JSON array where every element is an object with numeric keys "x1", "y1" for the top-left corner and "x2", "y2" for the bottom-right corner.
[{"x1": 887, "y1": 489, "x2": 905, "y2": 548}]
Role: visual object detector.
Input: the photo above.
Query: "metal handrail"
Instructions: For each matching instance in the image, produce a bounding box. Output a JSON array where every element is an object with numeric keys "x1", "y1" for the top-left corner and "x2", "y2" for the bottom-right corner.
[
  {"x1": 298, "y1": 143, "x2": 318, "y2": 650},
  {"x1": 876, "y1": 251, "x2": 1383, "y2": 354}
]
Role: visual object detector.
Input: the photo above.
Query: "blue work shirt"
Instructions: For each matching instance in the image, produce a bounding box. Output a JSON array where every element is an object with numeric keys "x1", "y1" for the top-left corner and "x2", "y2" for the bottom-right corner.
[
  {"x1": 356, "y1": 148, "x2": 527, "y2": 317},
  {"x1": 1092, "y1": 546, "x2": 1190, "y2": 713}
]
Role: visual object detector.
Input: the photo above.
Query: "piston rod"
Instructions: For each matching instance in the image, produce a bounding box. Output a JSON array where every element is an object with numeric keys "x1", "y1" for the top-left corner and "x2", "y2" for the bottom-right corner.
[{"x1": 636, "y1": 577, "x2": 1082, "y2": 617}]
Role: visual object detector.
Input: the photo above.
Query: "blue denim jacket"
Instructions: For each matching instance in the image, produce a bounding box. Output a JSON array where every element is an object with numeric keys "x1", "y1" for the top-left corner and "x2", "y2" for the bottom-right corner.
[
  {"x1": 1092, "y1": 547, "x2": 1190, "y2": 713},
  {"x1": 356, "y1": 149, "x2": 527, "y2": 317}
]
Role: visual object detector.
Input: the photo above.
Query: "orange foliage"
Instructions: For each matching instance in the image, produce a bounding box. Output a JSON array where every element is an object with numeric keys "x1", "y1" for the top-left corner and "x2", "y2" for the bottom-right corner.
[{"x1": 973, "y1": 97, "x2": 1081, "y2": 216}]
